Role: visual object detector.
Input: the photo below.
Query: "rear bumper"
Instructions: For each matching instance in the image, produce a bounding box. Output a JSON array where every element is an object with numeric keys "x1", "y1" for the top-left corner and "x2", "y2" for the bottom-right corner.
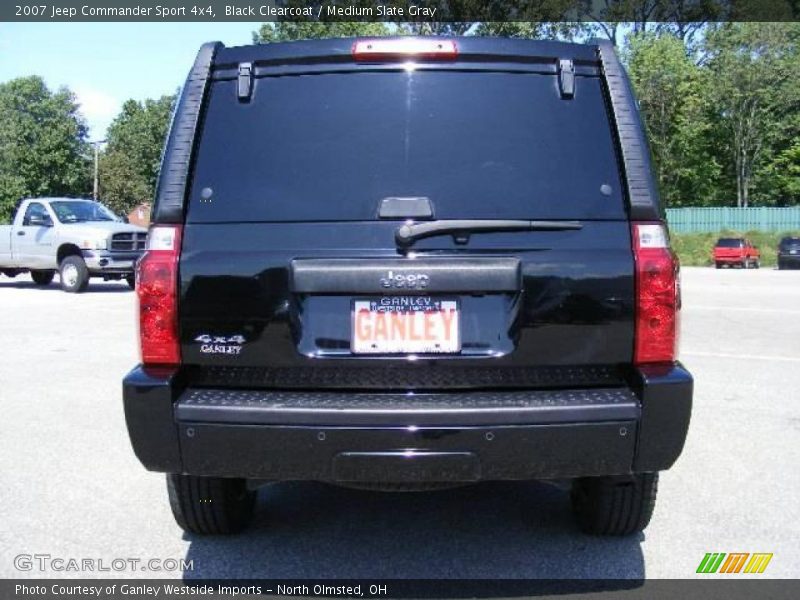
[
  {"x1": 778, "y1": 253, "x2": 800, "y2": 266},
  {"x1": 713, "y1": 255, "x2": 747, "y2": 264},
  {"x1": 122, "y1": 364, "x2": 692, "y2": 482}
]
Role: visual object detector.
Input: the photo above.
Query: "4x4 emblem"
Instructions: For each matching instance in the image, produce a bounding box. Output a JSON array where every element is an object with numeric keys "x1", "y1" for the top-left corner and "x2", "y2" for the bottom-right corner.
[{"x1": 380, "y1": 270, "x2": 430, "y2": 290}]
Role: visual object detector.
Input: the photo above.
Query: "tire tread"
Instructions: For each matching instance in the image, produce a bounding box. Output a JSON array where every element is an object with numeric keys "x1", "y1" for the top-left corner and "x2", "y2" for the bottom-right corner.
[
  {"x1": 571, "y1": 472, "x2": 658, "y2": 536},
  {"x1": 166, "y1": 474, "x2": 254, "y2": 535}
]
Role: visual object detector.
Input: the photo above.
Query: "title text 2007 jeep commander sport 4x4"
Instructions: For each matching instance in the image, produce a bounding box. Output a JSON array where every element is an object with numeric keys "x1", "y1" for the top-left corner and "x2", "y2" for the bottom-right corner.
[{"x1": 123, "y1": 37, "x2": 692, "y2": 536}]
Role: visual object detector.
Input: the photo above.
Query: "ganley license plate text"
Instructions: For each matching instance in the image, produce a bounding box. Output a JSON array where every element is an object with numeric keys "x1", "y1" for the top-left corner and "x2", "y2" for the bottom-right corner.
[{"x1": 352, "y1": 298, "x2": 460, "y2": 354}]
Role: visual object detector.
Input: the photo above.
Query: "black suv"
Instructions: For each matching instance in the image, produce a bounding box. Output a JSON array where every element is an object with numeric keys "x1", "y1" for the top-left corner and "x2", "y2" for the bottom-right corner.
[
  {"x1": 778, "y1": 236, "x2": 800, "y2": 269},
  {"x1": 124, "y1": 37, "x2": 692, "y2": 536}
]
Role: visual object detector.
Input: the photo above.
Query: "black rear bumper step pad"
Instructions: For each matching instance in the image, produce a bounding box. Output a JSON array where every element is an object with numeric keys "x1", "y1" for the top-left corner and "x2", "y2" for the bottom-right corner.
[{"x1": 175, "y1": 387, "x2": 639, "y2": 427}]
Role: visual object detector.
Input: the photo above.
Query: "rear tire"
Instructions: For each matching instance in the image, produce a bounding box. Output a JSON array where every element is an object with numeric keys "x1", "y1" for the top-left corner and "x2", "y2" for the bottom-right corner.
[
  {"x1": 753, "y1": 259, "x2": 760, "y2": 269},
  {"x1": 166, "y1": 474, "x2": 255, "y2": 535},
  {"x1": 30, "y1": 270, "x2": 55, "y2": 286},
  {"x1": 571, "y1": 472, "x2": 658, "y2": 536},
  {"x1": 715, "y1": 262, "x2": 722, "y2": 269},
  {"x1": 59, "y1": 256, "x2": 89, "y2": 293},
  {"x1": 125, "y1": 274, "x2": 136, "y2": 289}
]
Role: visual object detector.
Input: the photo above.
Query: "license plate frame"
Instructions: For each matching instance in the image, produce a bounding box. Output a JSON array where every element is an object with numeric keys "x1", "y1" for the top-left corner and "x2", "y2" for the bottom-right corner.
[{"x1": 351, "y1": 297, "x2": 461, "y2": 355}]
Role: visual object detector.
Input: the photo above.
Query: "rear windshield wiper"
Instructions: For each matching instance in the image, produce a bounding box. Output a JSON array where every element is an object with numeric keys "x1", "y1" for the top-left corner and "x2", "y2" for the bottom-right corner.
[{"x1": 395, "y1": 219, "x2": 583, "y2": 247}]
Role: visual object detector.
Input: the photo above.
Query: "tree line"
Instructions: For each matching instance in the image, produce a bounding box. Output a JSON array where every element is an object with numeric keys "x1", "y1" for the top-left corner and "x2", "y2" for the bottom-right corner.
[{"x1": 1, "y1": 21, "x2": 799, "y2": 223}]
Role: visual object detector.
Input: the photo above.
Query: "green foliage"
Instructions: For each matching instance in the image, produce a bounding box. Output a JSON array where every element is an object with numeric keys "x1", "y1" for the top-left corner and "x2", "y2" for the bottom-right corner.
[
  {"x1": 704, "y1": 23, "x2": 800, "y2": 207},
  {"x1": 400, "y1": 22, "x2": 475, "y2": 36},
  {"x1": 0, "y1": 76, "x2": 89, "y2": 223},
  {"x1": 770, "y1": 138, "x2": 800, "y2": 203},
  {"x1": 671, "y1": 229, "x2": 800, "y2": 266},
  {"x1": 253, "y1": 21, "x2": 391, "y2": 43},
  {"x1": 622, "y1": 23, "x2": 800, "y2": 208},
  {"x1": 473, "y1": 0, "x2": 590, "y2": 39},
  {"x1": 626, "y1": 32, "x2": 722, "y2": 207},
  {"x1": 474, "y1": 21, "x2": 589, "y2": 40},
  {"x1": 98, "y1": 95, "x2": 175, "y2": 215}
]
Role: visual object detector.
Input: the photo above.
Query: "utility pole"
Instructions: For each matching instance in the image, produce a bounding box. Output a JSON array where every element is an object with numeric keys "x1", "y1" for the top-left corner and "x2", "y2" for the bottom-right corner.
[{"x1": 91, "y1": 139, "x2": 107, "y2": 200}]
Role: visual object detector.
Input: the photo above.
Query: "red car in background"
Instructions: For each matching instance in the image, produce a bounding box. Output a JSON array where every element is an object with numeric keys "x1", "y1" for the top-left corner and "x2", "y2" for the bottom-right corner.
[{"x1": 713, "y1": 237, "x2": 760, "y2": 269}]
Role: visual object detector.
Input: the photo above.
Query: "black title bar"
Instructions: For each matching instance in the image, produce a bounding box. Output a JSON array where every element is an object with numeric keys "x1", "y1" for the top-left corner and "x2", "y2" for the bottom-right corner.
[
  {"x1": 3, "y1": 579, "x2": 800, "y2": 599},
  {"x1": 3, "y1": 0, "x2": 800, "y2": 23}
]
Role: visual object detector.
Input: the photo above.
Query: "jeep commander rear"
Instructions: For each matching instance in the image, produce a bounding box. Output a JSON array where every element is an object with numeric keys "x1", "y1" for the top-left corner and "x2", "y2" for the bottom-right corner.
[{"x1": 123, "y1": 37, "x2": 692, "y2": 536}]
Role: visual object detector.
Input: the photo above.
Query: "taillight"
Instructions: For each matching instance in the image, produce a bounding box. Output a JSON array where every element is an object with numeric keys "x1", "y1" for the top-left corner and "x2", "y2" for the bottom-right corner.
[
  {"x1": 352, "y1": 38, "x2": 458, "y2": 62},
  {"x1": 632, "y1": 222, "x2": 680, "y2": 365},
  {"x1": 137, "y1": 225, "x2": 182, "y2": 366}
]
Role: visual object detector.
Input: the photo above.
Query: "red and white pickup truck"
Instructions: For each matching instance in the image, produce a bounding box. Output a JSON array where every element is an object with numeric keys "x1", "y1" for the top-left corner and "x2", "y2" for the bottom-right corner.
[{"x1": 713, "y1": 237, "x2": 760, "y2": 269}]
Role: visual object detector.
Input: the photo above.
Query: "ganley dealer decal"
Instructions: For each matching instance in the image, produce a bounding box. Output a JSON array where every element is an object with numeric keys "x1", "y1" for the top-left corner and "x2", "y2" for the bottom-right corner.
[{"x1": 194, "y1": 334, "x2": 246, "y2": 355}]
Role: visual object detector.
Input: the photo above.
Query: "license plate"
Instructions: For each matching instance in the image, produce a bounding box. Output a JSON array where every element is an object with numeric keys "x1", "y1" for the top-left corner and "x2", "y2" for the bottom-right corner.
[
  {"x1": 791, "y1": 249, "x2": 797, "y2": 254},
  {"x1": 352, "y1": 297, "x2": 460, "y2": 354}
]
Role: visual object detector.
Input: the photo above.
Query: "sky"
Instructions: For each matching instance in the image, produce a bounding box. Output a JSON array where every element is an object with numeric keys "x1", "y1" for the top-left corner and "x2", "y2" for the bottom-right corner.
[{"x1": 0, "y1": 22, "x2": 258, "y2": 139}]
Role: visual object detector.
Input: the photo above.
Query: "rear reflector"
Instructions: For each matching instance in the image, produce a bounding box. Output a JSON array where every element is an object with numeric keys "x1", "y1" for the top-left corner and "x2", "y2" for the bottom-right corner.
[
  {"x1": 632, "y1": 222, "x2": 680, "y2": 365},
  {"x1": 137, "y1": 225, "x2": 182, "y2": 366},
  {"x1": 353, "y1": 38, "x2": 458, "y2": 62}
]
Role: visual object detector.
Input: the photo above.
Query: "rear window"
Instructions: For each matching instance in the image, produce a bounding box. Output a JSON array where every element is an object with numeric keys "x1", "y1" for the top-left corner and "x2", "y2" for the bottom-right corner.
[
  {"x1": 716, "y1": 238, "x2": 743, "y2": 248},
  {"x1": 780, "y1": 237, "x2": 800, "y2": 247},
  {"x1": 187, "y1": 70, "x2": 625, "y2": 223}
]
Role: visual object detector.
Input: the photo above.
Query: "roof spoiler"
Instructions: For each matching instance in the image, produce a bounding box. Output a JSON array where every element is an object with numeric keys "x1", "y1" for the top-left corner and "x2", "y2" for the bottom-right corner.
[
  {"x1": 593, "y1": 39, "x2": 662, "y2": 221},
  {"x1": 152, "y1": 41, "x2": 223, "y2": 224}
]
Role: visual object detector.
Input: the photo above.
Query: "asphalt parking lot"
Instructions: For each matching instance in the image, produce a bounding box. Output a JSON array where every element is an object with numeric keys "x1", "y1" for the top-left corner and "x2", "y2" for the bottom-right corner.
[{"x1": 0, "y1": 266, "x2": 798, "y2": 580}]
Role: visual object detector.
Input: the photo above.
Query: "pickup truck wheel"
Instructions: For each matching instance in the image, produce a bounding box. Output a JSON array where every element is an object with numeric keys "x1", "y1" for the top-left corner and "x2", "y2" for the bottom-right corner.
[
  {"x1": 166, "y1": 474, "x2": 255, "y2": 535},
  {"x1": 59, "y1": 256, "x2": 89, "y2": 293},
  {"x1": 715, "y1": 262, "x2": 722, "y2": 269},
  {"x1": 571, "y1": 472, "x2": 658, "y2": 536},
  {"x1": 30, "y1": 270, "x2": 55, "y2": 286},
  {"x1": 125, "y1": 274, "x2": 136, "y2": 289},
  {"x1": 753, "y1": 259, "x2": 760, "y2": 269}
]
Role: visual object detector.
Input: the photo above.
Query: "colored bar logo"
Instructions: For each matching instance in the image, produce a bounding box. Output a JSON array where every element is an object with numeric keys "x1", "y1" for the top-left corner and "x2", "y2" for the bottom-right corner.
[{"x1": 697, "y1": 553, "x2": 773, "y2": 574}]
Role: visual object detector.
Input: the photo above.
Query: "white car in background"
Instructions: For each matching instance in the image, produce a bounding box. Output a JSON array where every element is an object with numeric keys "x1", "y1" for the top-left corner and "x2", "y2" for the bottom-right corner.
[{"x1": 0, "y1": 197, "x2": 147, "y2": 292}]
